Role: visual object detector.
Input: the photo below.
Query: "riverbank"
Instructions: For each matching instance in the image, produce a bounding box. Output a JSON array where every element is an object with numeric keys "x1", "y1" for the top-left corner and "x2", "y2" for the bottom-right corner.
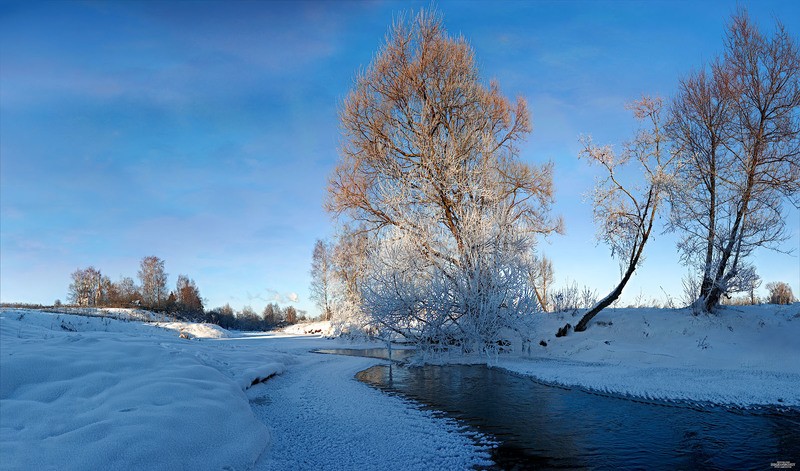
[
  {"x1": 435, "y1": 304, "x2": 800, "y2": 408},
  {"x1": 0, "y1": 309, "x2": 490, "y2": 470}
]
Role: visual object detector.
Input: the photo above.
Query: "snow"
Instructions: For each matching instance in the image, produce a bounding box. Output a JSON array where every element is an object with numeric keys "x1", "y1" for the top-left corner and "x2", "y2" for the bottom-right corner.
[
  {"x1": 491, "y1": 304, "x2": 800, "y2": 408},
  {"x1": 0, "y1": 309, "x2": 488, "y2": 470},
  {"x1": 155, "y1": 321, "x2": 231, "y2": 339},
  {"x1": 280, "y1": 320, "x2": 334, "y2": 336},
  {"x1": 2, "y1": 304, "x2": 796, "y2": 470},
  {"x1": 1, "y1": 310, "x2": 269, "y2": 470}
]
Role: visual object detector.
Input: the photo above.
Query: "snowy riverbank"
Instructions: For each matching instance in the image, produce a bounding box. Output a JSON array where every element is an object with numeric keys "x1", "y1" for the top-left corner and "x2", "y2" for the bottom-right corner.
[
  {"x1": 432, "y1": 304, "x2": 800, "y2": 408},
  {"x1": 0, "y1": 309, "x2": 489, "y2": 470},
  {"x1": 2, "y1": 305, "x2": 797, "y2": 470}
]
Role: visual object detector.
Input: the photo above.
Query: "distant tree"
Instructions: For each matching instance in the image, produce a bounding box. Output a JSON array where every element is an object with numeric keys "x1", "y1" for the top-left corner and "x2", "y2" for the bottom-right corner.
[
  {"x1": 175, "y1": 275, "x2": 203, "y2": 316},
  {"x1": 115, "y1": 276, "x2": 140, "y2": 306},
  {"x1": 138, "y1": 256, "x2": 168, "y2": 309},
  {"x1": 238, "y1": 305, "x2": 260, "y2": 330},
  {"x1": 766, "y1": 282, "x2": 795, "y2": 305},
  {"x1": 53, "y1": 299, "x2": 62, "y2": 308},
  {"x1": 262, "y1": 303, "x2": 281, "y2": 326},
  {"x1": 309, "y1": 239, "x2": 334, "y2": 321},
  {"x1": 529, "y1": 255, "x2": 554, "y2": 312},
  {"x1": 284, "y1": 306, "x2": 297, "y2": 324},
  {"x1": 571, "y1": 97, "x2": 675, "y2": 333},
  {"x1": 98, "y1": 275, "x2": 115, "y2": 306},
  {"x1": 212, "y1": 304, "x2": 236, "y2": 329},
  {"x1": 68, "y1": 267, "x2": 103, "y2": 307},
  {"x1": 668, "y1": 10, "x2": 800, "y2": 312},
  {"x1": 165, "y1": 292, "x2": 178, "y2": 313}
]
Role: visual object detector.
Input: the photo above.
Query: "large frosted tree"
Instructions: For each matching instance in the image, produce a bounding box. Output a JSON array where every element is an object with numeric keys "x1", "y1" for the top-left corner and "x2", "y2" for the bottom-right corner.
[{"x1": 327, "y1": 10, "x2": 560, "y2": 349}]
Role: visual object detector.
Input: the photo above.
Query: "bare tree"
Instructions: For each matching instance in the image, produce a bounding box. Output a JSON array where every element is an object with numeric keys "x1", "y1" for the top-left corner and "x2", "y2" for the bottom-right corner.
[
  {"x1": 176, "y1": 275, "x2": 203, "y2": 315},
  {"x1": 669, "y1": 10, "x2": 800, "y2": 311},
  {"x1": 262, "y1": 303, "x2": 281, "y2": 326},
  {"x1": 327, "y1": 9, "x2": 559, "y2": 348},
  {"x1": 766, "y1": 281, "x2": 796, "y2": 304},
  {"x1": 529, "y1": 254, "x2": 554, "y2": 312},
  {"x1": 68, "y1": 267, "x2": 103, "y2": 307},
  {"x1": 115, "y1": 276, "x2": 140, "y2": 306},
  {"x1": 309, "y1": 239, "x2": 333, "y2": 321},
  {"x1": 571, "y1": 97, "x2": 675, "y2": 333},
  {"x1": 284, "y1": 305, "x2": 298, "y2": 324},
  {"x1": 138, "y1": 256, "x2": 168, "y2": 309}
]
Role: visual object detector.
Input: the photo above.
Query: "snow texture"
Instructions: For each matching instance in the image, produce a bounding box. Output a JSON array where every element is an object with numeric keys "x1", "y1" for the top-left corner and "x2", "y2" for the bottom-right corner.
[
  {"x1": 2, "y1": 304, "x2": 796, "y2": 471},
  {"x1": 486, "y1": 304, "x2": 800, "y2": 408},
  {"x1": 0, "y1": 310, "x2": 488, "y2": 470}
]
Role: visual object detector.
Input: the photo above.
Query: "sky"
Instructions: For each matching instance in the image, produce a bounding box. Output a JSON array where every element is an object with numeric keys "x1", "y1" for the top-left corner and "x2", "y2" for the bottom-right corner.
[{"x1": 1, "y1": 0, "x2": 799, "y2": 316}]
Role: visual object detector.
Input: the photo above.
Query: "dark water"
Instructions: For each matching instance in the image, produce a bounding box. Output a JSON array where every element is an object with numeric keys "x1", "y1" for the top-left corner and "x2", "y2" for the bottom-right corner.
[
  {"x1": 315, "y1": 347, "x2": 417, "y2": 362},
  {"x1": 323, "y1": 349, "x2": 799, "y2": 470}
]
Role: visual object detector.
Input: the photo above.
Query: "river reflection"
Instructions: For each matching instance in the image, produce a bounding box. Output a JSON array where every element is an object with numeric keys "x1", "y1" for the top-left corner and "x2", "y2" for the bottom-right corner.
[{"x1": 356, "y1": 362, "x2": 800, "y2": 470}]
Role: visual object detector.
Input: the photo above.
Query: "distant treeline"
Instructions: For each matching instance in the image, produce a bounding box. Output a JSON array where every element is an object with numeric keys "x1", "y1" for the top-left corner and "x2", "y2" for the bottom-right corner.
[{"x1": 64, "y1": 256, "x2": 308, "y2": 330}]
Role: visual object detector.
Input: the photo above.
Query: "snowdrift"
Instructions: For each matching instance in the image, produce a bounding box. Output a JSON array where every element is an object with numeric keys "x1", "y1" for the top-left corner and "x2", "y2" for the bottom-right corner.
[{"x1": 0, "y1": 309, "x2": 272, "y2": 470}]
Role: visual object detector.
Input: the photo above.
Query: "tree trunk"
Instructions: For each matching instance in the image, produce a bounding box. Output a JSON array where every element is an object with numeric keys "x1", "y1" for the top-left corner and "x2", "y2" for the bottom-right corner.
[{"x1": 574, "y1": 263, "x2": 635, "y2": 332}]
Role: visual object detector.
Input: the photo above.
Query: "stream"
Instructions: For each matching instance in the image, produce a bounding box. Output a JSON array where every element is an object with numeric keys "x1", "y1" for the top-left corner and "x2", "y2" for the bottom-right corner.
[{"x1": 319, "y1": 348, "x2": 800, "y2": 470}]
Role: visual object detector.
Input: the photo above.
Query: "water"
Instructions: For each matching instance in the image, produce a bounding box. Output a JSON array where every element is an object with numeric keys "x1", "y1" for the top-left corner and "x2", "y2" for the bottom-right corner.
[
  {"x1": 315, "y1": 347, "x2": 417, "y2": 362},
  {"x1": 329, "y1": 349, "x2": 800, "y2": 470}
]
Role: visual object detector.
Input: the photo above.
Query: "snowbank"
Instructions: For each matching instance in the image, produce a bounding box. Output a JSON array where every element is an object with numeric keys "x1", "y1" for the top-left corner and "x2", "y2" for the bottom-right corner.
[
  {"x1": 494, "y1": 304, "x2": 800, "y2": 407},
  {"x1": 0, "y1": 309, "x2": 270, "y2": 470},
  {"x1": 0, "y1": 309, "x2": 489, "y2": 470},
  {"x1": 155, "y1": 321, "x2": 231, "y2": 339},
  {"x1": 281, "y1": 320, "x2": 333, "y2": 336}
]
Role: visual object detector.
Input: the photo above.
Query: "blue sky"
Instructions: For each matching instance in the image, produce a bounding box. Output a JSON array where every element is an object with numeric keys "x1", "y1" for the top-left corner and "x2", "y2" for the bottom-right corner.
[{"x1": 2, "y1": 0, "x2": 798, "y2": 315}]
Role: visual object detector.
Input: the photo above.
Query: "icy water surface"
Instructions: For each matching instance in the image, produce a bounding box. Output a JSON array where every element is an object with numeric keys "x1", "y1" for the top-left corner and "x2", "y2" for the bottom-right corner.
[{"x1": 325, "y1": 349, "x2": 799, "y2": 470}]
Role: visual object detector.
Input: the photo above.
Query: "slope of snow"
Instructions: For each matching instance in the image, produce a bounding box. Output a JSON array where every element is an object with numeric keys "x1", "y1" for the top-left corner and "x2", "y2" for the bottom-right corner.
[
  {"x1": 155, "y1": 321, "x2": 231, "y2": 339},
  {"x1": 281, "y1": 320, "x2": 334, "y2": 336},
  {"x1": 0, "y1": 309, "x2": 489, "y2": 470},
  {"x1": 0, "y1": 310, "x2": 270, "y2": 470},
  {"x1": 494, "y1": 304, "x2": 800, "y2": 408}
]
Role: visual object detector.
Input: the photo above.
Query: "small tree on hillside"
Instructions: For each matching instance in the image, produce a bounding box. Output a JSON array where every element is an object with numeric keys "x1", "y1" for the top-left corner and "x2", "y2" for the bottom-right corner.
[
  {"x1": 138, "y1": 256, "x2": 168, "y2": 310},
  {"x1": 569, "y1": 97, "x2": 675, "y2": 333},
  {"x1": 766, "y1": 282, "x2": 795, "y2": 304},
  {"x1": 68, "y1": 267, "x2": 103, "y2": 307},
  {"x1": 176, "y1": 275, "x2": 203, "y2": 315},
  {"x1": 284, "y1": 306, "x2": 298, "y2": 324}
]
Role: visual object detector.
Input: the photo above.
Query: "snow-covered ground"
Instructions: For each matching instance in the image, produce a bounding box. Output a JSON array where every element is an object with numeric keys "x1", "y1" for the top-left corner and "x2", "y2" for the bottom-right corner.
[
  {"x1": 492, "y1": 304, "x2": 800, "y2": 408},
  {"x1": 2, "y1": 305, "x2": 797, "y2": 470},
  {"x1": 0, "y1": 309, "x2": 489, "y2": 470}
]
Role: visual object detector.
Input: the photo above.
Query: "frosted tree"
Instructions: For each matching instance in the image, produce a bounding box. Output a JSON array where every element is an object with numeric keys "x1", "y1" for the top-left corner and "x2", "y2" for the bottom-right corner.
[
  {"x1": 328, "y1": 225, "x2": 371, "y2": 331},
  {"x1": 138, "y1": 256, "x2": 168, "y2": 309},
  {"x1": 668, "y1": 10, "x2": 800, "y2": 312},
  {"x1": 68, "y1": 266, "x2": 103, "y2": 307},
  {"x1": 766, "y1": 282, "x2": 795, "y2": 305},
  {"x1": 529, "y1": 254, "x2": 554, "y2": 312},
  {"x1": 569, "y1": 97, "x2": 675, "y2": 333},
  {"x1": 328, "y1": 9, "x2": 559, "y2": 349},
  {"x1": 309, "y1": 239, "x2": 334, "y2": 321}
]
